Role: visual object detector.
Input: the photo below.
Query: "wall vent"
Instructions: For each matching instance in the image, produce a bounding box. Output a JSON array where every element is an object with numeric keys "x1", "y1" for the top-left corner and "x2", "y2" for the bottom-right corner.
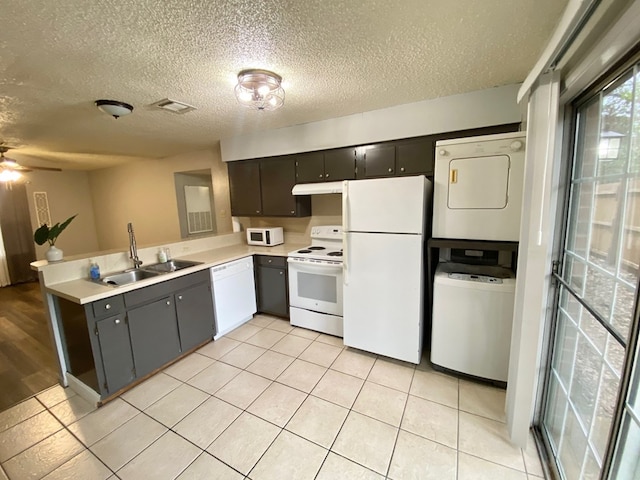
[{"x1": 150, "y1": 98, "x2": 197, "y2": 114}]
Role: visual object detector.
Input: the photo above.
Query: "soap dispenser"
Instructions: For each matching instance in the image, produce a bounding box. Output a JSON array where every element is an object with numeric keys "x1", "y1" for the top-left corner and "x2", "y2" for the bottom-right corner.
[{"x1": 89, "y1": 259, "x2": 100, "y2": 280}]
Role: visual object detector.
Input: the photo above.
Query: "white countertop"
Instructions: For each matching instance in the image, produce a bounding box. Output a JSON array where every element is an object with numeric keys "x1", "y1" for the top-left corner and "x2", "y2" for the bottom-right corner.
[{"x1": 44, "y1": 242, "x2": 306, "y2": 305}]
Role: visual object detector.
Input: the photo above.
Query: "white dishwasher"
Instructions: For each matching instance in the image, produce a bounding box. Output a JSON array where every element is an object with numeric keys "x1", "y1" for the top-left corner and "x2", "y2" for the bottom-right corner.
[{"x1": 210, "y1": 256, "x2": 257, "y2": 339}]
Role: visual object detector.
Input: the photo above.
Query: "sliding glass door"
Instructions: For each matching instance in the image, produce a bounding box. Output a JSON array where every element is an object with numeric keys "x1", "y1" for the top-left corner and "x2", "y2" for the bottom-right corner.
[{"x1": 540, "y1": 59, "x2": 640, "y2": 479}]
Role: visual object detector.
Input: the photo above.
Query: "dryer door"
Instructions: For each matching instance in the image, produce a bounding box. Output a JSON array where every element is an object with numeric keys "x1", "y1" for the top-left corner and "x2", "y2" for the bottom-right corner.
[{"x1": 448, "y1": 155, "x2": 510, "y2": 209}]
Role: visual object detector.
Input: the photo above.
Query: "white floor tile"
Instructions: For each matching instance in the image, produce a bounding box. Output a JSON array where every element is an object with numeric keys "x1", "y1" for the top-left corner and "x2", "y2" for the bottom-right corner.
[
  {"x1": 410, "y1": 370, "x2": 459, "y2": 408},
  {"x1": 311, "y1": 369, "x2": 364, "y2": 408},
  {"x1": 352, "y1": 381, "x2": 407, "y2": 427},
  {"x1": 219, "y1": 342, "x2": 266, "y2": 369},
  {"x1": 245, "y1": 350, "x2": 295, "y2": 380},
  {"x1": 249, "y1": 430, "x2": 327, "y2": 480},
  {"x1": 458, "y1": 411, "x2": 526, "y2": 472},
  {"x1": 459, "y1": 379, "x2": 507, "y2": 422},
  {"x1": 367, "y1": 358, "x2": 415, "y2": 392},
  {"x1": 316, "y1": 452, "x2": 384, "y2": 480},
  {"x1": 388, "y1": 430, "x2": 457, "y2": 480},
  {"x1": 90, "y1": 413, "x2": 167, "y2": 471},
  {"x1": 0, "y1": 410, "x2": 62, "y2": 462},
  {"x1": 265, "y1": 318, "x2": 295, "y2": 334},
  {"x1": 248, "y1": 315, "x2": 275, "y2": 328},
  {"x1": 247, "y1": 382, "x2": 307, "y2": 427},
  {"x1": 176, "y1": 452, "x2": 244, "y2": 479},
  {"x1": 198, "y1": 337, "x2": 241, "y2": 359},
  {"x1": 331, "y1": 348, "x2": 376, "y2": 379},
  {"x1": 145, "y1": 383, "x2": 209, "y2": 428},
  {"x1": 271, "y1": 334, "x2": 313, "y2": 357},
  {"x1": 42, "y1": 450, "x2": 112, "y2": 480},
  {"x1": 276, "y1": 359, "x2": 327, "y2": 393},
  {"x1": 244, "y1": 328, "x2": 286, "y2": 349},
  {"x1": 315, "y1": 333, "x2": 344, "y2": 347},
  {"x1": 207, "y1": 412, "x2": 280, "y2": 474},
  {"x1": 186, "y1": 361, "x2": 242, "y2": 394},
  {"x1": 226, "y1": 323, "x2": 263, "y2": 342},
  {"x1": 36, "y1": 385, "x2": 77, "y2": 409},
  {"x1": 68, "y1": 398, "x2": 139, "y2": 447},
  {"x1": 117, "y1": 431, "x2": 201, "y2": 480},
  {"x1": 49, "y1": 395, "x2": 96, "y2": 426},
  {"x1": 2, "y1": 429, "x2": 85, "y2": 480},
  {"x1": 299, "y1": 341, "x2": 342, "y2": 367},
  {"x1": 163, "y1": 352, "x2": 215, "y2": 381},
  {"x1": 214, "y1": 371, "x2": 271, "y2": 409},
  {"x1": 401, "y1": 395, "x2": 458, "y2": 449},
  {"x1": 0, "y1": 398, "x2": 45, "y2": 433},
  {"x1": 289, "y1": 327, "x2": 321, "y2": 340},
  {"x1": 121, "y1": 373, "x2": 182, "y2": 410},
  {"x1": 173, "y1": 396, "x2": 242, "y2": 449},
  {"x1": 286, "y1": 396, "x2": 349, "y2": 448},
  {"x1": 458, "y1": 452, "x2": 528, "y2": 480},
  {"x1": 332, "y1": 411, "x2": 398, "y2": 475}
]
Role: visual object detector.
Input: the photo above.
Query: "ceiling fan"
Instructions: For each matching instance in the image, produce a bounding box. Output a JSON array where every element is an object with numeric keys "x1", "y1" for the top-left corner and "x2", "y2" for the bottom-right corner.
[{"x1": 0, "y1": 146, "x2": 62, "y2": 172}]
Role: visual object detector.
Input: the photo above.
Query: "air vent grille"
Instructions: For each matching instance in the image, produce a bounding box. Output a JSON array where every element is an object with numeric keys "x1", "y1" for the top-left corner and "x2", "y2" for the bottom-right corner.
[{"x1": 150, "y1": 98, "x2": 196, "y2": 114}]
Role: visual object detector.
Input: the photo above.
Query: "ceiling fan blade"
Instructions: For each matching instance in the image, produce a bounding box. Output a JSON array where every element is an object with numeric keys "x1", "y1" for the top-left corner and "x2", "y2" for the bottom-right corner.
[{"x1": 28, "y1": 165, "x2": 62, "y2": 172}]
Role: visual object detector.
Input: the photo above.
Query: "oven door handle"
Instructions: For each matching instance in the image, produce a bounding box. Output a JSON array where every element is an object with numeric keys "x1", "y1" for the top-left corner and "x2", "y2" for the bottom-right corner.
[{"x1": 287, "y1": 257, "x2": 343, "y2": 274}]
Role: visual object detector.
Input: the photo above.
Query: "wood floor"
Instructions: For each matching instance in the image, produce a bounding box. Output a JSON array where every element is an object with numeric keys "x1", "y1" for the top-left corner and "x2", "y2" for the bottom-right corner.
[{"x1": 0, "y1": 281, "x2": 59, "y2": 412}]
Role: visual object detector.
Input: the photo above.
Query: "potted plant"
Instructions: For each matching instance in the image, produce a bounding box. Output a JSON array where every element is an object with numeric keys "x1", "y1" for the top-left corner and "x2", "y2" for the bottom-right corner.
[{"x1": 34, "y1": 214, "x2": 77, "y2": 262}]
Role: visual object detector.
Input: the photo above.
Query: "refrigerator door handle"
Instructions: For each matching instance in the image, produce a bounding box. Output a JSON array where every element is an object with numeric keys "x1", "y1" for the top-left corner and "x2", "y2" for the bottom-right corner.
[{"x1": 342, "y1": 180, "x2": 349, "y2": 286}]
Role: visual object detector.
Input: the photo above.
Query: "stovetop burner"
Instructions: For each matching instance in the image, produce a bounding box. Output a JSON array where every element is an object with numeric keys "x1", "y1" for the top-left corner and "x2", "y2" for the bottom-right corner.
[
  {"x1": 327, "y1": 251, "x2": 343, "y2": 257},
  {"x1": 308, "y1": 246, "x2": 326, "y2": 250},
  {"x1": 297, "y1": 249, "x2": 312, "y2": 254}
]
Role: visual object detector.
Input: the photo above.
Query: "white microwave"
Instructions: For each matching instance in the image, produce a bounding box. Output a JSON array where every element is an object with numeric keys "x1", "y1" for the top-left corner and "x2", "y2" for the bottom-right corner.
[{"x1": 246, "y1": 227, "x2": 284, "y2": 246}]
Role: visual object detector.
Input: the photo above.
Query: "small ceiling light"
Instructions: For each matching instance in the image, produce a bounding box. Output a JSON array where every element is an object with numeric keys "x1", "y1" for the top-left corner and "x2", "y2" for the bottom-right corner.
[
  {"x1": 0, "y1": 169, "x2": 22, "y2": 182},
  {"x1": 95, "y1": 99, "x2": 134, "y2": 118},
  {"x1": 234, "y1": 69, "x2": 285, "y2": 111}
]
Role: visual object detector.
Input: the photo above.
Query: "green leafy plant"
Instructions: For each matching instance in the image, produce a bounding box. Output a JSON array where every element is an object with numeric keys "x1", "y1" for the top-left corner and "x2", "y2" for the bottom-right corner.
[{"x1": 34, "y1": 214, "x2": 77, "y2": 247}]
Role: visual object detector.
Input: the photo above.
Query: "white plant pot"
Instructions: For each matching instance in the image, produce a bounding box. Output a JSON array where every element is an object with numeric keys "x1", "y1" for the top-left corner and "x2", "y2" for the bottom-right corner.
[{"x1": 46, "y1": 246, "x2": 63, "y2": 262}]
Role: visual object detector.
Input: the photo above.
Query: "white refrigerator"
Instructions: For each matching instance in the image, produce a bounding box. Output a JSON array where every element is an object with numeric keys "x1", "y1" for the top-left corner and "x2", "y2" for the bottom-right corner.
[{"x1": 342, "y1": 175, "x2": 431, "y2": 364}]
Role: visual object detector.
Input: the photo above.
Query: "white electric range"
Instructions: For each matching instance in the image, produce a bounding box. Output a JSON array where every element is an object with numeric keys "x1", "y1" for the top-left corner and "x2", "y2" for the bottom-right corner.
[{"x1": 287, "y1": 225, "x2": 343, "y2": 337}]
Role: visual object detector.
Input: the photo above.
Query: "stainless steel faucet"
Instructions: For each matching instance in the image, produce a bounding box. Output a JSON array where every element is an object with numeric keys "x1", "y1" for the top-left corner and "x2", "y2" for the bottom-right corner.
[{"x1": 127, "y1": 222, "x2": 143, "y2": 269}]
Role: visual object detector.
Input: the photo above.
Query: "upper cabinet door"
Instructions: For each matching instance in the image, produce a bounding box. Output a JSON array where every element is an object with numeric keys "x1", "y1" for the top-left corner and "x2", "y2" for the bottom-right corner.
[
  {"x1": 363, "y1": 144, "x2": 395, "y2": 178},
  {"x1": 397, "y1": 139, "x2": 434, "y2": 176},
  {"x1": 261, "y1": 157, "x2": 301, "y2": 216},
  {"x1": 228, "y1": 160, "x2": 262, "y2": 216},
  {"x1": 324, "y1": 147, "x2": 356, "y2": 181},
  {"x1": 295, "y1": 152, "x2": 325, "y2": 183}
]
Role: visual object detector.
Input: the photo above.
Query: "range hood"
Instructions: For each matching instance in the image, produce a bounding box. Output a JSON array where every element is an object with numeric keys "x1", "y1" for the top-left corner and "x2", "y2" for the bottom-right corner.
[{"x1": 292, "y1": 181, "x2": 343, "y2": 195}]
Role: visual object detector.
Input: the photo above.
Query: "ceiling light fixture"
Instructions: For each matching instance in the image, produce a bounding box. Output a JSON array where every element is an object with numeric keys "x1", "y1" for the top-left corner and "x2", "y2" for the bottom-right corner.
[
  {"x1": 95, "y1": 99, "x2": 134, "y2": 118},
  {"x1": 234, "y1": 69, "x2": 285, "y2": 111}
]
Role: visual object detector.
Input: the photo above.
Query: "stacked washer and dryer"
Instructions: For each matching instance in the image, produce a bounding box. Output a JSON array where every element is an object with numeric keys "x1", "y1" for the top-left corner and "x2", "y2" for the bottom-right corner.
[{"x1": 430, "y1": 131, "x2": 525, "y2": 384}]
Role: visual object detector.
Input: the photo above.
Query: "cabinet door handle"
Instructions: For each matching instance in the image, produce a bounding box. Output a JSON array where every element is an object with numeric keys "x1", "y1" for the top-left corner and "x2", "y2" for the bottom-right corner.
[
  {"x1": 291, "y1": 210, "x2": 295, "y2": 215},
  {"x1": 105, "y1": 304, "x2": 111, "y2": 310},
  {"x1": 268, "y1": 259, "x2": 272, "y2": 263},
  {"x1": 400, "y1": 167, "x2": 405, "y2": 172},
  {"x1": 319, "y1": 174, "x2": 323, "y2": 178},
  {"x1": 388, "y1": 168, "x2": 393, "y2": 173},
  {"x1": 166, "y1": 300, "x2": 171, "y2": 306},
  {"x1": 114, "y1": 318, "x2": 120, "y2": 324},
  {"x1": 177, "y1": 295, "x2": 183, "y2": 301},
  {"x1": 256, "y1": 210, "x2": 260, "y2": 214},
  {"x1": 325, "y1": 173, "x2": 329, "y2": 178},
  {"x1": 279, "y1": 271, "x2": 283, "y2": 275}
]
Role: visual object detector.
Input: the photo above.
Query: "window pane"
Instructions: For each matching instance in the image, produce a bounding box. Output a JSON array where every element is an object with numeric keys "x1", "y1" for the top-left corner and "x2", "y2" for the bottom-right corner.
[
  {"x1": 591, "y1": 365, "x2": 620, "y2": 459},
  {"x1": 566, "y1": 181, "x2": 593, "y2": 259},
  {"x1": 610, "y1": 413, "x2": 640, "y2": 479},
  {"x1": 570, "y1": 333, "x2": 604, "y2": 430},
  {"x1": 612, "y1": 283, "x2": 635, "y2": 342},
  {"x1": 553, "y1": 308, "x2": 579, "y2": 389},
  {"x1": 559, "y1": 406, "x2": 588, "y2": 480},
  {"x1": 545, "y1": 374, "x2": 568, "y2": 453}
]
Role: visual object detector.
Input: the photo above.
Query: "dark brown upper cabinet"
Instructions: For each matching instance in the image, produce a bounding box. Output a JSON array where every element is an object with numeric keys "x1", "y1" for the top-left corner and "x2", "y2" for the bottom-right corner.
[
  {"x1": 228, "y1": 160, "x2": 262, "y2": 216},
  {"x1": 295, "y1": 148, "x2": 356, "y2": 183},
  {"x1": 260, "y1": 156, "x2": 311, "y2": 217},
  {"x1": 361, "y1": 143, "x2": 396, "y2": 178},
  {"x1": 396, "y1": 138, "x2": 435, "y2": 176}
]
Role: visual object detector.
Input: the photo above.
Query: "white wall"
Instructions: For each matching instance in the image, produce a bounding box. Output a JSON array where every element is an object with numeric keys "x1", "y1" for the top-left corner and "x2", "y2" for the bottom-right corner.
[{"x1": 221, "y1": 84, "x2": 523, "y2": 161}]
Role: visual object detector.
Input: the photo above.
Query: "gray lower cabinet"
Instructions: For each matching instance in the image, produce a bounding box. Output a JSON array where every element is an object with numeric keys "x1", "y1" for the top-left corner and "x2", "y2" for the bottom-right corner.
[
  {"x1": 175, "y1": 282, "x2": 215, "y2": 351},
  {"x1": 255, "y1": 255, "x2": 289, "y2": 318},
  {"x1": 95, "y1": 313, "x2": 135, "y2": 394},
  {"x1": 73, "y1": 269, "x2": 215, "y2": 398},
  {"x1": 127, "y1": 296, "x2": 181, "y2": 378}
]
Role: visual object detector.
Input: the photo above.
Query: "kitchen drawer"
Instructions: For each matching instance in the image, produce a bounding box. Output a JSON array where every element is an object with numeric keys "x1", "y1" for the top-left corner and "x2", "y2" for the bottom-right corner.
[
  {"x1": 256, "y1": 255, "x2": 286, "y2": 268},
  {"x1": 92, "y1": 295, "x2": 125, "y2": 318}
]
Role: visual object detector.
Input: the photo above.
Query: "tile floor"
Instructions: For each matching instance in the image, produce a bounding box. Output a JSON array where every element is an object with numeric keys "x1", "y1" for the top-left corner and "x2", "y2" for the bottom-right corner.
[{"x1": 0, "y1": 314, "x2": 546, "y2": 480}]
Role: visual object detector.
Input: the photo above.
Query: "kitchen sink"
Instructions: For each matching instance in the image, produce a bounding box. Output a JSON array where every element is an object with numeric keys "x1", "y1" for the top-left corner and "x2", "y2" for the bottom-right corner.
[
  {"x1": 143, "y1": 259, "x2": 203, "y2": 273},
  {"x1": 100, "y1": 269, "x2": 162, "y2": 286}
]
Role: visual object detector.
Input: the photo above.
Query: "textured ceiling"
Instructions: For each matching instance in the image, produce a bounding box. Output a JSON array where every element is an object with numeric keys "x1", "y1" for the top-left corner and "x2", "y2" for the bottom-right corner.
[{"x1": 0, "y1": 0, "x2": 568, "y2": 170}]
